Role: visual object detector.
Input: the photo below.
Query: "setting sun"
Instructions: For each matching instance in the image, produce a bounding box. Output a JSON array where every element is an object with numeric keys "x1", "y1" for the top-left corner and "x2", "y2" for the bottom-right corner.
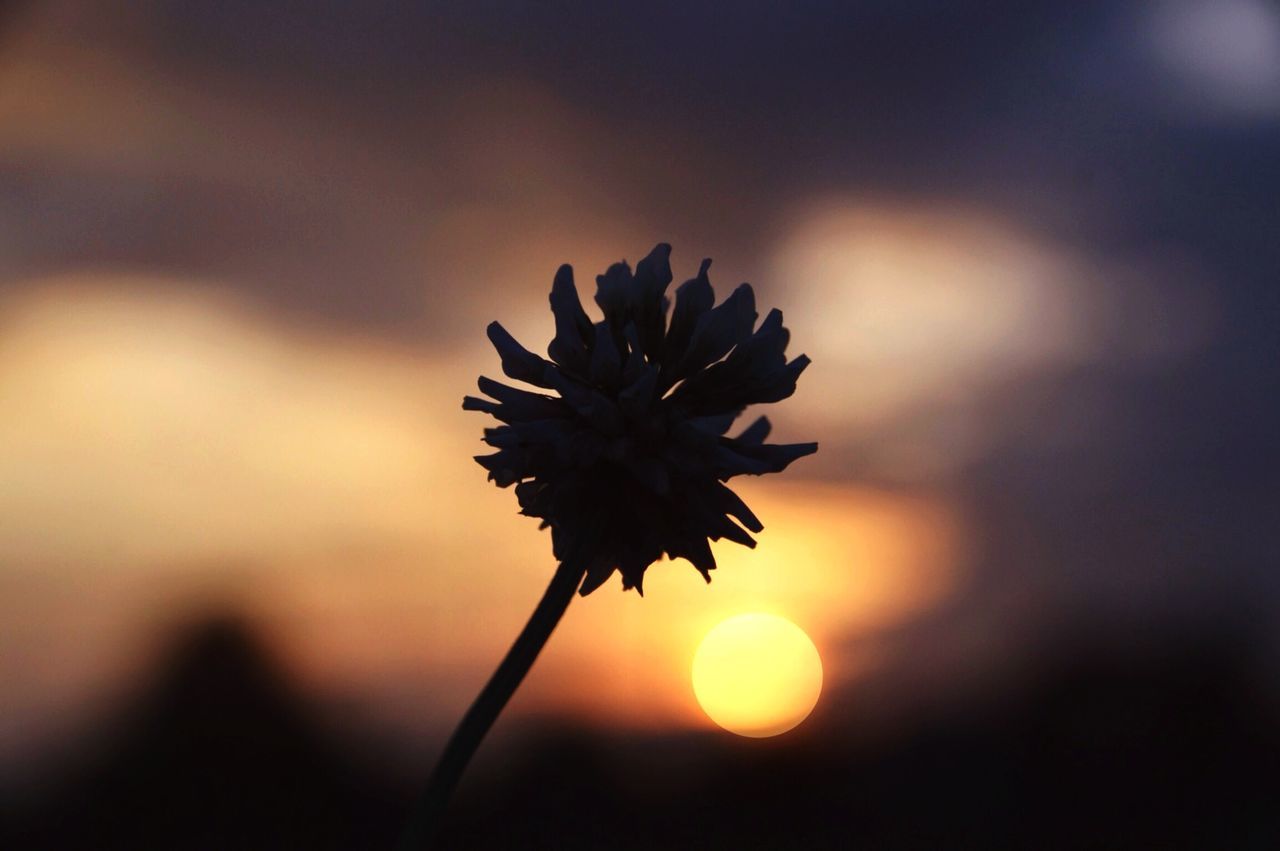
[{"x1": 692, "y1": 613, "x2": 823, "y2": 738}]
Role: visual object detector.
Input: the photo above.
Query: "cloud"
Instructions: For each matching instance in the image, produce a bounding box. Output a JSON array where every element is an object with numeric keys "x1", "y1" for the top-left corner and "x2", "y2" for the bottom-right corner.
[
  {"x1": 772, "y1": 201, "x2": 1091, "y2": 424},
  {"x1": 0, "y1": 280, "x2": 479, "y2": 571},
  {"x1": 766, "y1": 198, "x2": 1221, "y2": 485},
  {"x1": 1143, "y1": 0, "x2": 1280, "y2": 120}
]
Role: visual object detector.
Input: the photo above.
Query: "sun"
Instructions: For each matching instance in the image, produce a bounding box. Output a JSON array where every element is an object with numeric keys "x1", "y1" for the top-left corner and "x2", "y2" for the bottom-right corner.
[{"x1": 692, "y1": 613, "x2": 823, "y2": 738}]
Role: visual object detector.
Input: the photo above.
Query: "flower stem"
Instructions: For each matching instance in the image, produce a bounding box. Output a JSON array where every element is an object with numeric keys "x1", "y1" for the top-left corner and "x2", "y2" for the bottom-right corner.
[{"x1": 397, "y1": 559, "x2": 586, "y2": 849}]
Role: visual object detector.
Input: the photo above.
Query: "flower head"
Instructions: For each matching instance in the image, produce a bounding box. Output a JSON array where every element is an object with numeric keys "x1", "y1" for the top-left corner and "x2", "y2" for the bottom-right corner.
[{"x1": 463, "y1": 244, "x2": 817, "y2": 595}]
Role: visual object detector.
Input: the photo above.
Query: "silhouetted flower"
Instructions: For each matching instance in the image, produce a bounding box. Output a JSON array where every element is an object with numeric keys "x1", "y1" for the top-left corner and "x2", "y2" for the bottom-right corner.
[{"x1": 463, "y1": 244, "x2": 817, "y2": 595}]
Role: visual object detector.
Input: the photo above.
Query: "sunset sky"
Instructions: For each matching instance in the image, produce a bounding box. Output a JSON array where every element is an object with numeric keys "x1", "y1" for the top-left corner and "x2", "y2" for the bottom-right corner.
[{"x1": 1, "y1": 0, "x2": 1277, "y2": 785}]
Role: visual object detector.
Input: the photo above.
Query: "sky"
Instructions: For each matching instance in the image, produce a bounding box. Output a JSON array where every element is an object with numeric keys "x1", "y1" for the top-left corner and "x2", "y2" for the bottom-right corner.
[{"x1": 1, "y1": 0, "x2": 1278, "y2": 778}]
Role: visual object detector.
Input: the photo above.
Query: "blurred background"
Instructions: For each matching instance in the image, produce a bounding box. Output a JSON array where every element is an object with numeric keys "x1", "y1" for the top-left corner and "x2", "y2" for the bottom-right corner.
[{"x1": 1, "y1": 1, "x2": 1277, "y2": 847}]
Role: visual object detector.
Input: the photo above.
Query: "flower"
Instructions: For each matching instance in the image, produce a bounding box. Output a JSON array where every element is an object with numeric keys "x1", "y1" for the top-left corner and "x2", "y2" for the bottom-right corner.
[{"x1": 463, "y1": 244, "x2": 817, "y2": 595}]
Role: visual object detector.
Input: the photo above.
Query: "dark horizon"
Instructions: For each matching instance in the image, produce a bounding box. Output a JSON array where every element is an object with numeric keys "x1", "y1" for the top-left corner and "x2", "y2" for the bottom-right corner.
[{"x1": 5, "y1": 609, "x2": 1277, "y2": 848}]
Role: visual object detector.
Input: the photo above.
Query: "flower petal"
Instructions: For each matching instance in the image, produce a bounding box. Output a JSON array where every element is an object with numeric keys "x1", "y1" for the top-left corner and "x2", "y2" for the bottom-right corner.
[
  {"x1": 589, "y1": 321, "x2": 622, "y2": 388},
  {"x1": 709, "y1": 481, "x2": 764, "y2": 533},
  {"x1": 594, "y1": 260, "x2": 633, "y2": 327},
  {"x1": 733, "y1": 416, "x2": 772, "y2": 446},
  {"x1": 671, "y1": 283, "x2": 757, "y2": 381},
  {"x1": 630, "y1": 243, "x2": 673, "y2": 361},
  {"x1": 548, "y1": 264, "x2": 593, "y2": 372},
  {"x1": 661, "y1": 258, "x2": 714, "y2": 379},
  {"x1": 486, "y1": 322, "x2": 556, "y2": 388},
  {"x1": 473, "y1": 376, "x2": 567, "y2": 422}
]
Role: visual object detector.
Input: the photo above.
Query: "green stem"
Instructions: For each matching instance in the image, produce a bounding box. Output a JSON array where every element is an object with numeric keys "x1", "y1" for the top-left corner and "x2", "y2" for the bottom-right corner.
[{"x1": 397, "y1": 559, "x2": 586, "y2": 849}]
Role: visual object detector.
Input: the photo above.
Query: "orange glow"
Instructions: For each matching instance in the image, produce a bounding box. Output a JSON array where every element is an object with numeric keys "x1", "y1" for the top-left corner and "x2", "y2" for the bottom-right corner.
[
  {"x1": 0, "y1": 281, "x2": 964, "y2": 757},
  {"x1": 692, "y1": 613, "x2": 822, "y2": 738},
  {"x1": 516, "y1": 478, "x2": 960, "y2": 732}
]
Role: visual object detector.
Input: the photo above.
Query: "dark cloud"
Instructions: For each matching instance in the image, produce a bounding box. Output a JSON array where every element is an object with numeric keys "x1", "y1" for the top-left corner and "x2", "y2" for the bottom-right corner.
[{"x1": 3, "y1": 1, "x2": 1272, "y2": 324}]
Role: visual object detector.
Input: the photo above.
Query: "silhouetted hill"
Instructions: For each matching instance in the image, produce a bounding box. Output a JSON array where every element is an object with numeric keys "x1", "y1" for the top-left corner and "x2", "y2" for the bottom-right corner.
[
  {"x1": 4, "y1": 615, "x2": 1278, "y2": 849},
  {"x1": 437, "y1": 628, "x2": 1280, "y2": 850},
  {"x1": 4, "y1": 615, "x2": 404, "y2": 850}
]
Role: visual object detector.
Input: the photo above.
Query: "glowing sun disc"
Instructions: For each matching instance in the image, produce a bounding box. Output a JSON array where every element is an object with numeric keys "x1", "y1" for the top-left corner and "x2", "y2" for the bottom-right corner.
[{"x1": 692, "y1": 613, "x2": 823, "y2": 737}]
